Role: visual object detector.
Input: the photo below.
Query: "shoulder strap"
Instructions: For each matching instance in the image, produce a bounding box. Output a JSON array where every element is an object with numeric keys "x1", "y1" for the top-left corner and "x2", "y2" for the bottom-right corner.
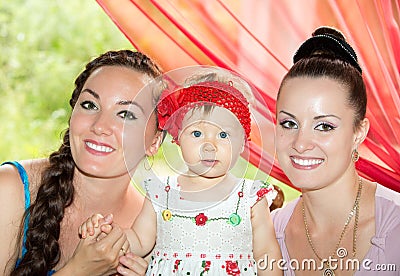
[
  {"x1": 1, "y1": 161, "x2": 31, "y2": 261},
  {"x1": 1, "y1": 161, "x2": 31, "y2": 209}
]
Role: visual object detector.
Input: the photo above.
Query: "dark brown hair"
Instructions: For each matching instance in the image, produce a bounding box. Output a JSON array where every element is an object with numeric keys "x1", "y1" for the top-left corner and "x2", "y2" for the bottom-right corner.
[
  {"x1": 11, "y1": 50, "x2": 162, "y2": 275},
  {"x1": 278, "y1": 27, "x2": 367, "y2": 128}
]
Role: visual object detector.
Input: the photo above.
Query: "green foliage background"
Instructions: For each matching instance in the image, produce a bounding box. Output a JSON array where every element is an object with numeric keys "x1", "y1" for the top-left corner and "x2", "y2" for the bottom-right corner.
[
  {"x1": 0, "y1": 1, "x2": 299, "y2": 201},
  {"x1": 0, "y1": 1, "x2": 132, "y2": 161}
]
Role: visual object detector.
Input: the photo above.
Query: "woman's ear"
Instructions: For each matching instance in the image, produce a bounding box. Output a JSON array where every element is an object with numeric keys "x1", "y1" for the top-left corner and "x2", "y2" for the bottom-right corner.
[
  {"x1": 145, "y1": 131, "x2": 163, "y2": 156},
  {"x1": 353, "y1": 118, "x2": 370, "y2": 148}
]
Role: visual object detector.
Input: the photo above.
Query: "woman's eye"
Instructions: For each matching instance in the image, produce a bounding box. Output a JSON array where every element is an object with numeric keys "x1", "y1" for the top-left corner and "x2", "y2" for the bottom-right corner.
[
  {"x1": 219, "y1": 131, "x2": 229, "y2": 139},
  {"x1": 315, "y1": 123, "x2": 335, "y2": 131},
  {"x1": 117, "y1": 111, "x2": 137, "y2": 120},
  {"x1": 80, "y1": 101, "x2": 98, "y2": 110},
  {"x1": 279, "y1": 120, "x2": 298, "y2": 129},
  {"x1": 192, "y1": 130, "x2": 202, "y2": 137}
]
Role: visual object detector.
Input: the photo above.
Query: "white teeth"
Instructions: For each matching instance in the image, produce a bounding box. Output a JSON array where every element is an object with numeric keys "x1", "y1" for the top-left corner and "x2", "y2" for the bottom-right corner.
[
  {"x1": 86, "y1": 142, "x2": 113, "y2": 153},
  {"x1": 291, "y1": 157, "x2": 323, "y2": 166}
]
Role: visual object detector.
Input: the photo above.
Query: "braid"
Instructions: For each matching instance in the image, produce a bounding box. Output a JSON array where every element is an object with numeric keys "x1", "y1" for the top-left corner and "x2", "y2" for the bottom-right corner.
[
  {"x1": 11, "y1": 50, "x2": 162, "y2": 275},
  {"x1": 11, "y1": 133, "x2": 75, "y2": 276}
]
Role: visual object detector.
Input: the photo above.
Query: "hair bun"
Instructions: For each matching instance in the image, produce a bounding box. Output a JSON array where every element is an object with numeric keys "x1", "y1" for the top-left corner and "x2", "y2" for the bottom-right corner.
[
  {"x1": 312, "y1": 26, "x2": 346, "y2": 41},
  {"x1": 293, "y1": 26, "x2": 362, "y2": 73}
]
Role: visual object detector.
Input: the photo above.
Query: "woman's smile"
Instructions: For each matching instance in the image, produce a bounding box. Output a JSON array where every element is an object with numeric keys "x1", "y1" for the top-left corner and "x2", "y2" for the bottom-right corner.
[
  {"x1": 290, "y1": 156, "x2": 324, "y2": 170},
  {"x1": 84, "y1": 139, "x2": 115, "y2": 155}
]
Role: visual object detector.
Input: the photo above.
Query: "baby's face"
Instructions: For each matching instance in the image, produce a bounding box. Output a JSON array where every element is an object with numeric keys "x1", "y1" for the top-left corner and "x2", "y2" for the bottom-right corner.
[{"x1": 178, "y1": 105, "x2": 245, "y2": 178}]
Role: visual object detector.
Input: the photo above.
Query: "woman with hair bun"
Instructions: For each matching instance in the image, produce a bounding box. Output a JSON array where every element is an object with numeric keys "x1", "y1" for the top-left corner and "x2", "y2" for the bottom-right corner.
[{"x1": 272, "y1": 27, "x2": 400, "y2": 275}]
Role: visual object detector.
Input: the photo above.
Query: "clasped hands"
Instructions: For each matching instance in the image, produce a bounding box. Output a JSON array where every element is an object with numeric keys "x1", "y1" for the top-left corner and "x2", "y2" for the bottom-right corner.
[
  {"x1": 74, "y1": 214, "x2": 146, "y2": 275},
  {"x1": 79, "y1": 213, "x2": 130, "y2": 256}
]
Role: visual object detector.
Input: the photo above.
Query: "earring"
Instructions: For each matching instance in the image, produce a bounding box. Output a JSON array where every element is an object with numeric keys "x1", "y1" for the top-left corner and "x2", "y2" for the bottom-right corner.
[
  {"x1": 144, "y1": 155, "x2": 154, "y2": 171},
  {"x1": 352, "y1": 148, "x2": 359, "y2": 162}
]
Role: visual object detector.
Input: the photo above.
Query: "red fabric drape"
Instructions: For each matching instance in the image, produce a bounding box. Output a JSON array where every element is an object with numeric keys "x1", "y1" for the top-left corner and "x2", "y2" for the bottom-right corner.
[{"x1": 96, "y1": 0, "x2": 400, "y2": 192}]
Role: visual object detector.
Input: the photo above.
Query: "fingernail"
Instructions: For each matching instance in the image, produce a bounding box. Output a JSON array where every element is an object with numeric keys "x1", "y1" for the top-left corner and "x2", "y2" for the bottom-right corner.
[{"x1": 117, "y1": 265, "x2": 126, "y2": 275}]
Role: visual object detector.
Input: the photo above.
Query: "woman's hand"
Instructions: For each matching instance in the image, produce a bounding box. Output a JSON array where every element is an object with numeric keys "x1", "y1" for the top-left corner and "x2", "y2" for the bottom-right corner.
[
  {"x1": 79, "y1": 213, "x2": 106, "y2": 238},
  {"x1": 117, "y1": 253, "x2": 148, "y2": 276},
  {"x1": 59, "y1": 223, "x2": 128, "y2": 276}
]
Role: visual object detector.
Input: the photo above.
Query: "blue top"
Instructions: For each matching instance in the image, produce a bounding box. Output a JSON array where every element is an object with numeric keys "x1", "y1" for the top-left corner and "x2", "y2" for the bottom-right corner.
[{"x1": 1, "y1": 161, "x2": 55, "y2": 275}]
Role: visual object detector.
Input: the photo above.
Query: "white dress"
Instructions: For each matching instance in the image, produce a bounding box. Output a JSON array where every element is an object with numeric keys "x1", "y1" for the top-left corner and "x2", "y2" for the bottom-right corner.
[{"x1": 143, "y1": 176, "x2": 277, "y2": 275}]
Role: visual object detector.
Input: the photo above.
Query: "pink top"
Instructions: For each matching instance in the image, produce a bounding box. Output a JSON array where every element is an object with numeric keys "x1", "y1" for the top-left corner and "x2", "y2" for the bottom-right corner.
[{"x1": 272, "y1": 184, "x2": 400, "y2": 275}]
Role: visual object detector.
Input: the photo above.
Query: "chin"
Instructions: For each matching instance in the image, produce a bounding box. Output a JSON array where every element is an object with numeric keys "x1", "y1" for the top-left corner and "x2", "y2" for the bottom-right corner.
[
  {"x1": 286, "y1": 172, "x2": 314, "y2": 188},
  {"x1": 202, "y1": 172, "x2": 226, "y2": 179},
  {"x1": 76, "y1": 162, "x2": 109, "y2": 177}
]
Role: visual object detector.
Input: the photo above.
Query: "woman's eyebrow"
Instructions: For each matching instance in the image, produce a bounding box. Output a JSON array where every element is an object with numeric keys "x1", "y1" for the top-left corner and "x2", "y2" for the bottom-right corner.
[
  {"x1": 117, "y1": 100, "x2": 145, "y2": 114},
  {"x1": 279, "y1": 110, "x2": 296, "y2": 119},
  {"x1": 279, "y1": 111, "x2": 341, "y2": 120},
  {"x1": 82, "y1": 88, "x2": 99, "y2": 99},
  {"x1": 314, "y1": 114, "x2": 341, "y2": 120}
]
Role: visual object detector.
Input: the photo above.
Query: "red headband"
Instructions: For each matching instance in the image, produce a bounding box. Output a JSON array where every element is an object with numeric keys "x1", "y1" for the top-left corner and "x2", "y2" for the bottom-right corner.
[{"x1": 157, "y1": 81, "x2": 251, "y2": 141}]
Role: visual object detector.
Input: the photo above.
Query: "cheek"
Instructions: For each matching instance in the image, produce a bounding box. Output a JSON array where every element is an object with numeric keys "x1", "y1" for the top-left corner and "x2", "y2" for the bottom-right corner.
[
  {"x1": 220, "y1": 143, "x2": 235, "y2": 159},
  {"x1": 143, "y1": 115, "x2": 158, "y2": 148},
  {"x1": 181, "y1": 144, "x2": 197, "y2": 159},
  {"x1": 69, "y1": 112, "x2": 85, "y2": 136},
  {"x1": 275, "y1": 129, "x2": 291, "y2": 149},
  {"x1": 122, "y1": 129, "x2": 146, "y2": 168},
  {"x1": 320, "y1": 136, "x2": 351, "y2": 158},
  {"x1": 124, "y1": 123, "x2": 146, "y2": 147},
  {"x1": 70, "y1": 108, "x2": 97, "y2": 132}
]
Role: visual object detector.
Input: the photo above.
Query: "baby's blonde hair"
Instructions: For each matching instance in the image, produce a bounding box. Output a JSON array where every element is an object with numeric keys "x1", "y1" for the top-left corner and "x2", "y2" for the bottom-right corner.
[{"x1": 183, "y1": 67, "x2": 255, "y2": 107}]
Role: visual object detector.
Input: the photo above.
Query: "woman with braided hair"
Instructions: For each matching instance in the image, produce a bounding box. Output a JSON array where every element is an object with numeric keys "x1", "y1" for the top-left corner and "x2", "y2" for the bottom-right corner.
[
  {"x1": 272, "y1": 26, "x2": 400, "y2": 275},
  {"x1": 0, "y1": 49, "x2": 164, "y2": 275}
]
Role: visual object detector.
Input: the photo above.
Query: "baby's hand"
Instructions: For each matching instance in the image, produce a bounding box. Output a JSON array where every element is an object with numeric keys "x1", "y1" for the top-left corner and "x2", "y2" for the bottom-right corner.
[{"x1": 79, "y1": 213, "x2": 112, "y2": 238}]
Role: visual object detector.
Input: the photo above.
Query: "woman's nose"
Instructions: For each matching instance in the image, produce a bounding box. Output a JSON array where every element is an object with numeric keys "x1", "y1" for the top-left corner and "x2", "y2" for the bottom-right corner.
[
  {"x1": 292, "y1": 129, "x2": 314, "y2": 153},
  {"x1": 91, "y1": 113, "x2": 113, "y2": 136}
]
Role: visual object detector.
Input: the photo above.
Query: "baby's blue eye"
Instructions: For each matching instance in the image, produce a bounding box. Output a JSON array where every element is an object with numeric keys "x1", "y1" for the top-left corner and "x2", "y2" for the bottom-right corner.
[
  {"x1": 192, "y1": 130, "x2": 202, "y2": 137},
  {"x1": 219, "y1": 132, "x2": 229, "y2": 139}
]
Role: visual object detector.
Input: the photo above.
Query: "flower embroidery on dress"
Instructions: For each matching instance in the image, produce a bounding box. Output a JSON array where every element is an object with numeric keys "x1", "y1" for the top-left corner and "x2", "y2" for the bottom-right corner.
[
  {"x1": 200, "y1": 260, "x2": 211, "y2": 275},
  {"x1": 162, "y1": 209, "x2": 172, "y2": 221},
  {"x1": 161, "y1": 177, "x2": 245, "y2": 226},
  {"x1": 194, "y1": 213, "x2": 208, "y2": 226},
  {"x1": 225, "y1": 260, "x2": 241, "y2": 275},
  {"x1": 173, "y1": 259, "x2": 181, "y2": 273},
  {"x1": 256, "y1": 181, "x2": 273, "y2": 202},
  {"x1": 228, "y1": 213, "x2": 242, "y2": 226}
]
